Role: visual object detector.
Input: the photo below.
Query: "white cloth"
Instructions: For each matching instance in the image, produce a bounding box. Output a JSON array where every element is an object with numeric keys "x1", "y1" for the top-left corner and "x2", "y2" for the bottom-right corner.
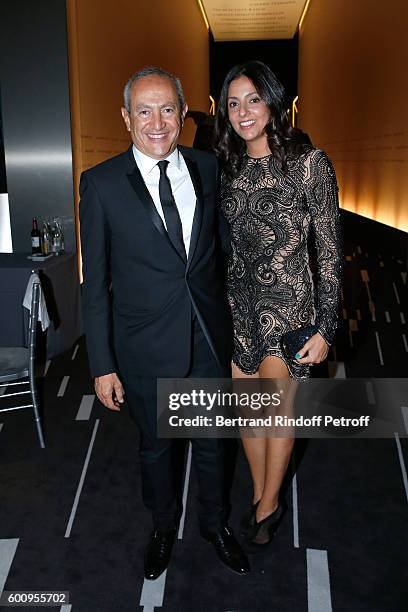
[
  {"x1": 23, "y1": 273, "x2": 50, "y2": 331},
  {"x1": 132, "y1": 145, "x2": 196, "y2": 256}
]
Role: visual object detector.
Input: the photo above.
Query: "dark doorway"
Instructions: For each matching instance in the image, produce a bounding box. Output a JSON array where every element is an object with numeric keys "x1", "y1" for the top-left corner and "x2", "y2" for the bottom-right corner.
[{"x1": 209, "y1": 32, "x2": 299, "y2": 106}]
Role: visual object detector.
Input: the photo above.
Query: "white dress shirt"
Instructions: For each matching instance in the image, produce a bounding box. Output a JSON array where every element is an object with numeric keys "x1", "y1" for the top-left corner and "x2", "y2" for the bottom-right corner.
[{"x1": 132, "y1": 145, "x2": 196, "y2": 256}]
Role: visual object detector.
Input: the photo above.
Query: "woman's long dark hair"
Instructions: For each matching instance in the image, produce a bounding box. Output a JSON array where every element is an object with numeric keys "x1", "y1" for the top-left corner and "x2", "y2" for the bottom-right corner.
[{"x1": 214, "y1": 61, "x2": 311, "y2": 178}]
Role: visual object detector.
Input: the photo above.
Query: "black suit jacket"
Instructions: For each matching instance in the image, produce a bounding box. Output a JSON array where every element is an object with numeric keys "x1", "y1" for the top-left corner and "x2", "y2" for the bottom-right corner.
[{"x1": 79, "y1": 145, "x2": 232, "y2": 380}]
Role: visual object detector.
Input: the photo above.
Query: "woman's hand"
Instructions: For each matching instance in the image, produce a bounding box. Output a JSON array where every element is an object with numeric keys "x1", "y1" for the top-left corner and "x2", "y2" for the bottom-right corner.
[{"x1": 295, "y1": 333, "x2": 329, "y2": 365}]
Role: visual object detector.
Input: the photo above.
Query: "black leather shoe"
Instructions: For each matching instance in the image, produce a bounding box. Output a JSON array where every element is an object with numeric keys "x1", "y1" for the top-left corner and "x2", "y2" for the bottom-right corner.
[
  {"x1": 201, "y1": 526, "x2": 250, "y2": 574},
  {"x1": 144, "y1": 528, "x2": 176, "y2": 580},
  {"x1": 243, "y1": 499, "x2": 287, "y2": 554}
]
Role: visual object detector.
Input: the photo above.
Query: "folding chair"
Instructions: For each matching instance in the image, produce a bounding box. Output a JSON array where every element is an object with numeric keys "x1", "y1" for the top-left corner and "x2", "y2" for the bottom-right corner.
[{"x1": 0, "y1": 278, "x2": 45, "y2": 447}]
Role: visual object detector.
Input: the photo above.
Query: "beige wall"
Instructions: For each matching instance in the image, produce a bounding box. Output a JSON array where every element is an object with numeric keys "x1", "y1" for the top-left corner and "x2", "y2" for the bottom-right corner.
[
  {"x1": 67, "y1": 0, "x2": 209, "y2": 197},
  {"x1": 298, "y1": 0, "x2": 408, "y2": 232}
]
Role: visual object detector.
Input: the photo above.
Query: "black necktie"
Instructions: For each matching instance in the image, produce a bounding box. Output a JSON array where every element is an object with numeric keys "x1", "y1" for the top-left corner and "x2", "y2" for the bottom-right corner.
[{"x1": 157, "y1": 160, "x2": 186, "y2": 261}]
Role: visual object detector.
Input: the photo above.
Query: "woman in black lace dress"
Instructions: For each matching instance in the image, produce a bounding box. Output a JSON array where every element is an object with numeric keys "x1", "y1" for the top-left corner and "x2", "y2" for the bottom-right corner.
[{"x1": 215, "y1": 61, "x2": 342, "y2": 551}]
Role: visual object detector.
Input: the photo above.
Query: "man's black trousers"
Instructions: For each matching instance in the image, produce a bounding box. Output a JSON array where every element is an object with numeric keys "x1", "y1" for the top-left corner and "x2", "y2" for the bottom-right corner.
[{"x1": 125, "y1": 317, "x2": 230, "y2": 531}]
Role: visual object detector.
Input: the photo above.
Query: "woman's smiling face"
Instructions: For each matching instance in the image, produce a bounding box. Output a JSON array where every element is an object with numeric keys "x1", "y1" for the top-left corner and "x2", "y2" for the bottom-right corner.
[{"x1": 227, "y1": 75, "x2": 271, "y2": 148}]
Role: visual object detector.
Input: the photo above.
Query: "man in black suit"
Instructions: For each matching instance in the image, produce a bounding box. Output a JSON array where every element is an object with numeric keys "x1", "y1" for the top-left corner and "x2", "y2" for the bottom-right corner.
[{"x1": 79, "y1": 67, "x2": 249, "y2": 579}]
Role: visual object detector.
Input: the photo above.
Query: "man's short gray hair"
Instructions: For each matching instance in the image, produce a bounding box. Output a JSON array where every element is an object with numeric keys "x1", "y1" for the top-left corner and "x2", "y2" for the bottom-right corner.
[{"x1": 123, "y1": 66, "x2": 185, "y2": 113}]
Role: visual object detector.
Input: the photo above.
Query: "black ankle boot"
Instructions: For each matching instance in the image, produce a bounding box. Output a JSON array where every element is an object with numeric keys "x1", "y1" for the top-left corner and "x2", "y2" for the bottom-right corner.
[
  {"x1": 240, "y1": 500, "x2": 259, "y2": 536},
  {"x1": 242, "y1": 499, "x2": 287, "y2": 554}
]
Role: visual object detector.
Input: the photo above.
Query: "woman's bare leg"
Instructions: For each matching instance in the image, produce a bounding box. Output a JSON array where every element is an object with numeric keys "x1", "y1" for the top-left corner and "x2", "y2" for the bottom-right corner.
[
  {"x1": 256, "y1": 356, "x2": 294, "y2": 522},
  {"x1": 231, "y1": 362, "x2": 265, "y2": 504}
]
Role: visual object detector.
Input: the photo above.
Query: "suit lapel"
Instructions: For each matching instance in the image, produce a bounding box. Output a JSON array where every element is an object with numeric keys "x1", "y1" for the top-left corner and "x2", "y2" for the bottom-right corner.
[
  {"x1": 125, "y1": 150, "x2": 168, "y2": 240},
  {"x1": 125, "y1": 146, "x2": 205, "y2": 268},
  {"x1": 182, "y1": 153, "x2": 204, "y2": 270}
]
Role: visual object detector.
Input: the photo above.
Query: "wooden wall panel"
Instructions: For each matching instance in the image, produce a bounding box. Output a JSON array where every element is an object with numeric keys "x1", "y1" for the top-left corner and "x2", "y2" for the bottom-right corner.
[{"x1": 298, "y1": 0, "x2": 408, "y2": 232}]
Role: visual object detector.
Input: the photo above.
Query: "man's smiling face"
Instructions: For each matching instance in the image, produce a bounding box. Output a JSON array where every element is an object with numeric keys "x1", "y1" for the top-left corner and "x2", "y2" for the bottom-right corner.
[{"x1": 121, "y1": 75, "x2": 187, "y2": 160}]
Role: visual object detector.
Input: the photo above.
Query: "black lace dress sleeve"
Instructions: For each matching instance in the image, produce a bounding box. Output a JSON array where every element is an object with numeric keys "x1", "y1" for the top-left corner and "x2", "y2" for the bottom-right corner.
[{"x1": 304, "y1": 149, "x2": 343, "y2": 345}]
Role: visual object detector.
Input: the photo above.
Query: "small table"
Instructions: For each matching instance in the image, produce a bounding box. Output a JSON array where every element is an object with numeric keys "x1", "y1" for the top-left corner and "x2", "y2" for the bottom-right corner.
[{"x1": 0, "y1": 252, "x2": 82, "y2": 358}]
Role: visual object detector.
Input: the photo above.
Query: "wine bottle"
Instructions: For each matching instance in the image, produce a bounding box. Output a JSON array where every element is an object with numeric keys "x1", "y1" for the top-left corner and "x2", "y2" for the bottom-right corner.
[
  {"x1": 31, "y1": 217, "x2": 41, "y2": 254},
  {"x1": 41, "y1": 222, "x2": 50, "y2": 255},
  {"x1": 50, "y1": 218, "x2": 62, "y2": 255}
]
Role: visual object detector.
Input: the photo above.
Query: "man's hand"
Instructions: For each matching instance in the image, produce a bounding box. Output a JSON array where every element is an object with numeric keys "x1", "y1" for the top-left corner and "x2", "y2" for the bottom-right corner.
[
  {"x1": 94, "y1": 373, "x2": 125, "y2": 411},
  {"x1": 295, "y1": 333, "x2": 329, "y2": 365}
]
